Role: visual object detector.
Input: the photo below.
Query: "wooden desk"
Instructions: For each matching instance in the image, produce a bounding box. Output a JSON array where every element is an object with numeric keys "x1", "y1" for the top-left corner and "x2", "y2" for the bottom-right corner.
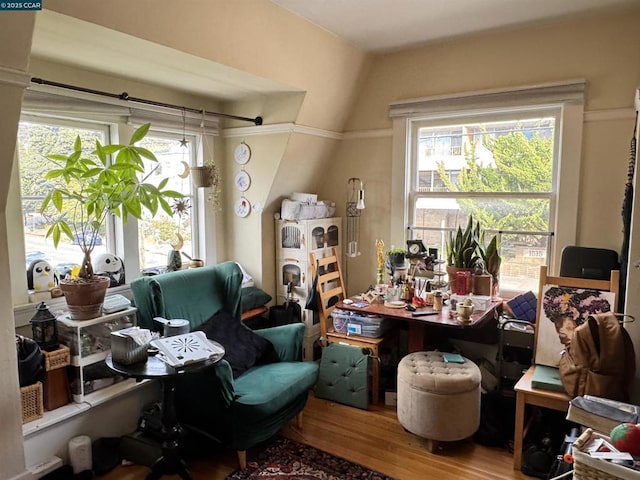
[
  {"x1": 336, "y1": 300, "x2": 501, "y2": 352},
  {"x1": 513, "y1": 366, "x2": 571, "y2": 471}
]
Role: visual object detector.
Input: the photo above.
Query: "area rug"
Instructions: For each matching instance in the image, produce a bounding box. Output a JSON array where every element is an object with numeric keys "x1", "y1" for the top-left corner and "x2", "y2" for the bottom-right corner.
[{"x1": 225, "y1": 436, "x2": 396, "y2": 480}]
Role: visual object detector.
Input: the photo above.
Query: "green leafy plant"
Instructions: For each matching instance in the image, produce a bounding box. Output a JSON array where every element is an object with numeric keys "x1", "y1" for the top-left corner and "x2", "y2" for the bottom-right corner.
[
  {"x1": 41, "y1": 123, "x2": 183, "y2": 281},
  {"x1": 478, "y1": 234, "x2": 502, "y2": 283},
  {"x1": 445, "y1": 215, "x2": 480, "y2": 268}
]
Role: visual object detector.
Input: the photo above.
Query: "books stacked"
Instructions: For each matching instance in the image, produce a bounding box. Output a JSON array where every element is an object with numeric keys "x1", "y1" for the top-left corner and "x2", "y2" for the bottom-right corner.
[
  {"x1": 567, "y1": 395, "x2": 640, "y2": 434},
  {"x1": 531, "y1": 364, "x2": 566, "y2": 393}
]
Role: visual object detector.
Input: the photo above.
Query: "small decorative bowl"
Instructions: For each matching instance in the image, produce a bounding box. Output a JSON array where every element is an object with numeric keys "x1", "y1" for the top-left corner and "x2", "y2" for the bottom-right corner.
[{"x1": 456, "y1": 304, "x2": 473, "y2": 323}]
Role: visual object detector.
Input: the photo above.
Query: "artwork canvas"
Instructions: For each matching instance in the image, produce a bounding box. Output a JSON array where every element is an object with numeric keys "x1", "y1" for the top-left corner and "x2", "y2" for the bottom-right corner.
[{"x1": 535, "y1": 284, "x2": 615, "y2": 367}]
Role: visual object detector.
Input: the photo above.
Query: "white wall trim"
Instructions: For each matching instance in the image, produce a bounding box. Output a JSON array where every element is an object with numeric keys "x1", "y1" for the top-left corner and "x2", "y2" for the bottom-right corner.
[
  {"x1": 223, "y1": 122, "x2": 342, "y2": 139},
  {"x1": 390, "y1": 79, "x2": 586, "y2": 118},
  {"x1": 584, "y1": 108, "x2": 635, "y2": 122},
  {"x1": 0, "y1": 66, "x2": 31, "y2": 88},
  {"x1": 343, "y1": 128, "x2": 393, "y2": 139}
]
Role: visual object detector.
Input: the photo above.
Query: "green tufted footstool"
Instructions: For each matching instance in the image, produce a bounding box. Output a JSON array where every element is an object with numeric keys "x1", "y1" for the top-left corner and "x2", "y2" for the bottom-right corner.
[{"x1": 314, "y1": 343, "x2": 370, "y2": 410}]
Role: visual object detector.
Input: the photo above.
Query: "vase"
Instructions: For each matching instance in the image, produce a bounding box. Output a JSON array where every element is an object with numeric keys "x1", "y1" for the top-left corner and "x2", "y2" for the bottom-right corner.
[{"x1": 59, "y1": 276, "x2": 111, "y2": 320}]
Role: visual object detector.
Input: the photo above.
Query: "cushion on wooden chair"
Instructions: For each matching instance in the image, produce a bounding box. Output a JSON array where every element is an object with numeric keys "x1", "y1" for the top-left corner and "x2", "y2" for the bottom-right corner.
[{"x1": 315, "y1": 343, "x2": 369, "y2": 410}]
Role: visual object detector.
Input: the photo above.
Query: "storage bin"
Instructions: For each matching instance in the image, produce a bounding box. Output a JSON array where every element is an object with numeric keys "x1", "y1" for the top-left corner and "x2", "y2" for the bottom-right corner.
[
  {"x1": 572, "y1": 428, "x2": 640, "y2": 479},
  {"x1": 43, "y1": 345, "x2": 70, "y2": 371},
  {"x1": 21, "y1": 381, "x2": 43, "y2": 424},
  {"x1": 347, "y1": 315, "x2": 392, "y2": 338},
  {"x1": 110, "y1": 330, "x2": 148, "y2": 365}
]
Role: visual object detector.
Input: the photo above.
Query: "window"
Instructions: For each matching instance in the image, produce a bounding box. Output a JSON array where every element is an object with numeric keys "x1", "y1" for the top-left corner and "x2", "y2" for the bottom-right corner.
[
  {"x1": 390, "y1": 81, "x2": 586, "y2": 293},
  {"x1": 18, "y1": 118, "x2": 109, "y2": 278},
  {"x1": 17, "y1": 117, "x2": 201, "y2": 287},
  {"x1": 137, "y1": 132, "x2": 198, "y2": 272}
]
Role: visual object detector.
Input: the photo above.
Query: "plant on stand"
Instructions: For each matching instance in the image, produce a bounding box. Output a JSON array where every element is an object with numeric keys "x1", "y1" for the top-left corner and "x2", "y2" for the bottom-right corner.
[{"x1": 42, "y1": 123, "x2": 183, "y2": 319}]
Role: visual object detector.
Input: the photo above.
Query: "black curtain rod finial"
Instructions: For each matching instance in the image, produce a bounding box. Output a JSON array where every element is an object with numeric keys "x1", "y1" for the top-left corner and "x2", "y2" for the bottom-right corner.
[
  {"x1": 120, "y1": 92, "x2": 129, "y2": 100},
  {"x1": 254, "y1": 116, "x2": 263, "y2": 126}
]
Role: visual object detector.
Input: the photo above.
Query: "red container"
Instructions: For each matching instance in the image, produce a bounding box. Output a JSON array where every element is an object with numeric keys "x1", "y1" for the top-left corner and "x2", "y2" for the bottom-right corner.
[{"x1": 456, "y1": 271, "x2": 472, "y2": 295}]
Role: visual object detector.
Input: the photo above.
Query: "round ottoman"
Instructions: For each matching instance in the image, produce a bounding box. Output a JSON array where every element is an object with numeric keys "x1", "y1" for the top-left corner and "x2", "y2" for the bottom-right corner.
[{"x1": 397, "y1": 351, "x2": 481, "y2": 450}]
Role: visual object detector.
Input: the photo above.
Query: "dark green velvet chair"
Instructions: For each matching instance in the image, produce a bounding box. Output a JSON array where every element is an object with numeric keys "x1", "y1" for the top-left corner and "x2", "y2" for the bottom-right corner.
[{"x1": 131, "y1": 262, "x2": 319, "y2": 468}]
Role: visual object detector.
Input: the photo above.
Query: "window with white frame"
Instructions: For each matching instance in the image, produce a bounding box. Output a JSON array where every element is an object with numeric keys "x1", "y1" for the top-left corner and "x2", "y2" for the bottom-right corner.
[
  {"x1": 17, "y1": 116, "x2": 201, "y2": 289},
  {"x1": 390, "y1": 81, "x2": 586, "y2": 294}
]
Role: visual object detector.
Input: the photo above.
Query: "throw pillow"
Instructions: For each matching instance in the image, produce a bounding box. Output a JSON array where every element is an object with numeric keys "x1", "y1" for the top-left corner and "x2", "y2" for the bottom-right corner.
[
  {"x1": 197, "y1": 310, "x2": 279, "y2": 378},
  {"x1": 240, "y1": 286, "x2": 272, "y2": 313}
]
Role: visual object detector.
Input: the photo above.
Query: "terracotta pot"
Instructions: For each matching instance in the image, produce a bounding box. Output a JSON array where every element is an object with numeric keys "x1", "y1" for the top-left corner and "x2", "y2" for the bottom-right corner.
[{"x1": 59, "y1": 276, "x2": 111, "y2": 320}]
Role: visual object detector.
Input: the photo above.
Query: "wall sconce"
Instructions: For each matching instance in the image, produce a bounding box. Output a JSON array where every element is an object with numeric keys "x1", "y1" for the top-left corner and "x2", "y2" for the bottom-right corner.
[
  {"x1": 30, "y1": 302, "x2": 59, "y2": 352},
  {"x1": 346, "y1": 178, "x2": 365, "y2": 258}
]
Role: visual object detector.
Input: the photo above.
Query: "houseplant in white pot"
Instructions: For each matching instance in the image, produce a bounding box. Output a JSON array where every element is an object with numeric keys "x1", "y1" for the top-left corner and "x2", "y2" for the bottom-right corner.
[{"x1": 41, "y1": 123, "x2": 183, "y2": 319}]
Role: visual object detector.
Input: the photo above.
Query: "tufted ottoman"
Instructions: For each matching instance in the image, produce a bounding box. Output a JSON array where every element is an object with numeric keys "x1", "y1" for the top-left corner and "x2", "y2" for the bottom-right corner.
[{"x1": 397, "y1": 351, "x2": 481, "y2": 452}]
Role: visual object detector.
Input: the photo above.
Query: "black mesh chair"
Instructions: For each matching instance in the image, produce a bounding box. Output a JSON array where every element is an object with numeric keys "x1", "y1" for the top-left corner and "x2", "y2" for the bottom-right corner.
[{"x1": 559, "y1": 246, "x2": 620, "y2": 280}]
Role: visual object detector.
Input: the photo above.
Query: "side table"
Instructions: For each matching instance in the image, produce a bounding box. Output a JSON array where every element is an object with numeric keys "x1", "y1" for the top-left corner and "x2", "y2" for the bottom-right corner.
[
  {"x1": 513, "y1": 366, "x2": 571, "y2": 471},
  {"x1": 106, "y1": 347, "x2": 224, "y2": 480}
]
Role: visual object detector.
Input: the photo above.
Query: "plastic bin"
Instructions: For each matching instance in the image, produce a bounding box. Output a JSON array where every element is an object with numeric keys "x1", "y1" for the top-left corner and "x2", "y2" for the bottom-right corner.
[{"x1": 330, "y1": 309, "x2": 392, "y2": 338}]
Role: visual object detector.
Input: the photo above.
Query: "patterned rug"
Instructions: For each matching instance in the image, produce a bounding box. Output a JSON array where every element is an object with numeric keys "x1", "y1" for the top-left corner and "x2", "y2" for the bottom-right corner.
[{"x1": 225, "y1": 436, "x2": 396, "y2": 480}]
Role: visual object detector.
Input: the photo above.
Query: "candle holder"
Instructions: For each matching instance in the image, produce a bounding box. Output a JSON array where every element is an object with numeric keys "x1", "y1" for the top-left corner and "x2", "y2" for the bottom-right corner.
[{"x1": 30, "y1": 302, "x2": 59, "y2": 352}]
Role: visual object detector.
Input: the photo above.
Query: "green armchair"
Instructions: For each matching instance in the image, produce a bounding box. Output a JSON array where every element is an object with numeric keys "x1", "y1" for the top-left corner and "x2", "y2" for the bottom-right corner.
[{"x1": 131, "y1": 262, "x2": 319, "y2": 468}]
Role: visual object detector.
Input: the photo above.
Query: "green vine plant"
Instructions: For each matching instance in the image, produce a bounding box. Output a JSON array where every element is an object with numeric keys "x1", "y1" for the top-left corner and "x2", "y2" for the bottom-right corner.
[{"x1": 41, "y1": 123, "x2": 183, "y2": 281}]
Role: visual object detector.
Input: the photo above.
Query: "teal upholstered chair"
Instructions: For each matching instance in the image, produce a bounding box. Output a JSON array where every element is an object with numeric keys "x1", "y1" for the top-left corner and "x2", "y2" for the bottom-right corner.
[{"x1": 131, "y1": 262, "x2": 319, "y2": 468}]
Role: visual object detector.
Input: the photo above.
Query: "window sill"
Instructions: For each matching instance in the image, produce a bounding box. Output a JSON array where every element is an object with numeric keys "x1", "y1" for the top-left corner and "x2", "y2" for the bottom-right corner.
[
  {"x1": 14, "y1": 284, "x2": 132, "y2": 328},
  {"x1": 22, "y1": 377, "x2": 150, "y2": 438}
]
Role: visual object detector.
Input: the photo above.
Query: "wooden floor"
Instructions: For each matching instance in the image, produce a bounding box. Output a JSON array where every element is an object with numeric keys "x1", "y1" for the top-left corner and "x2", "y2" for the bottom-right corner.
[{"x1": 97, "y1": 392, "x2": 532, "y2": 480}]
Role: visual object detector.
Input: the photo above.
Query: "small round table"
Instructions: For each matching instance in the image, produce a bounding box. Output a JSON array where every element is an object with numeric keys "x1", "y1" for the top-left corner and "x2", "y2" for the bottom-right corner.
[{"x1": 106, "y1": 346, "x2": 224, "y2": 480}]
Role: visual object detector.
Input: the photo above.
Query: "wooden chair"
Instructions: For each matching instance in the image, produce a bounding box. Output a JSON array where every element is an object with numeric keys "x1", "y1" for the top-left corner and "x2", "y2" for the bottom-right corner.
[
  {"x1": 309, "y1": 247, "x2": 387, "y2": 405},
  {"x1": 512, "y1": 264, "x2": 619, "y2": 470}
]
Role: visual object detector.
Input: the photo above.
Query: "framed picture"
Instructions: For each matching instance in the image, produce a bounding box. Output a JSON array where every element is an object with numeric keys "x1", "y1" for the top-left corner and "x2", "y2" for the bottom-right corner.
[{"x1": 535, "y1": 284, "x2": 615, "y2": 367}]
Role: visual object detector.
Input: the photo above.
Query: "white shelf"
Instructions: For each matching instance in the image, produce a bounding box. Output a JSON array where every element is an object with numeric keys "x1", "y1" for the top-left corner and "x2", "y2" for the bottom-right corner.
[
  {"x1": 22, "y1": 377, "x2": 151, "y2": 438},
  {"x1": 70, "y1": 350, "x2": 109, "y2": 367},
  {"x1": 57, "y1": 306, "x2": 137, "y2": 327}
]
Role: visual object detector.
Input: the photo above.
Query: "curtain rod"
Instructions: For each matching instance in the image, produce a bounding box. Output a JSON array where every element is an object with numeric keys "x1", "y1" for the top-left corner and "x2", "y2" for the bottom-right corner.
[{"x1": 30, "y1": 77, "x2": 263, "y2": 126}]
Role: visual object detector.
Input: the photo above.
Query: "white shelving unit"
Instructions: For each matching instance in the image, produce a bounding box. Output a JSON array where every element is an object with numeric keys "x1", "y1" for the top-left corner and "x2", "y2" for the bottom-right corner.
[
  {"x1": 57, "y1": 307, "x2": 138, "y2": 403},
  {"x1": 275, "y1": 217, "x2": 341, "y2": 360}
]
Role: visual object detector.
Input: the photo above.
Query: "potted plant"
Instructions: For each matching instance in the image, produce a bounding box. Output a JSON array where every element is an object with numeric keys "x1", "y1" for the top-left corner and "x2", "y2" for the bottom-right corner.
[
  {"x1": 478, "y1": 233, "x2": 502, "y2": 297},
  {"x1": 41, "y1": 123, "x2": 183, "y2": 319},
  {"x1": 445, "y1": 216, "x2": 480, "y2": 292}
]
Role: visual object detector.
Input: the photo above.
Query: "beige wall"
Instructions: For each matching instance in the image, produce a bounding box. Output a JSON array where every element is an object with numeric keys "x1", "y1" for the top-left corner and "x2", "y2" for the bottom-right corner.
[
  {"x1": 330, "y1": 7, "x2": 640, "y2": 295},
  {"x1": 1, "y1": 3, "x2": 640, "y2": 474},
  {"x1": 0, "y1": 12, "x2": 35, "y2": 480}
]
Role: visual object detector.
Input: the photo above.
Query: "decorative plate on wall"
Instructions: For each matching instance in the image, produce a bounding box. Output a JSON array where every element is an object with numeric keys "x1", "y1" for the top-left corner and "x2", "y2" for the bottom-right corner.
[
  {"x1": 234, "y1": 197, "x2": 251, "y2": 217},
  {"x1": 235, "y1": 170, "x2": 251, "y2": 192},
  {"x1": 234, "y1": 142, "x2": 251, "y2": 165}
]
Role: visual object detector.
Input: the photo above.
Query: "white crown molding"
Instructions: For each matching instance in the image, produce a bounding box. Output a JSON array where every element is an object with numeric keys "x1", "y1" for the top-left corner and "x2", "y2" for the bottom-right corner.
[
  {"x1": 584, "y1": 108, "x2": 635, "y2": 122},
  {"x1": 0, "y1": 66, "x2": 31, "y2": 89},
  {"x1": 343, "y1": 128, "x2": 393, "y2": 139},
  {"x1": 223, "y1": 122, "x2": 342, "y2": 140}
]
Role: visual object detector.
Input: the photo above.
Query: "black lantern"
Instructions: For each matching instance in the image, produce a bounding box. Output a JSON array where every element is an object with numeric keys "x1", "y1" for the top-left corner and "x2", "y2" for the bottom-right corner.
[{"x1": 30, "y1": 302, "x2": 59, "y2": 352}]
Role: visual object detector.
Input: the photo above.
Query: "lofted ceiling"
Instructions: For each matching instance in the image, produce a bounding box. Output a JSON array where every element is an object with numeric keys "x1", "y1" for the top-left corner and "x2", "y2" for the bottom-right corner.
[
  {"x1": 271, "y1": 0, "x2": 639, "y2": 52},
  {"x1": 29, "y1": 1, "x2": 639, "y2": 102}
]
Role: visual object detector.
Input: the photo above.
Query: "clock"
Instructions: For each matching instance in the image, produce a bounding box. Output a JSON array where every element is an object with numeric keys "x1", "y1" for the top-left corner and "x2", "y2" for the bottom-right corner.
[
  {"x1": 234, "y1": 142, "x2": 251, "y2": 165},
  {"x1": 234, "y1": 197, "x2": 251, "y2": 217},
  {"x1": 235, "y1": 170, "x2": 251, "y2": 192},
  {"x1": 406, "y1": 240, "x2": 427, "y2": 259}
]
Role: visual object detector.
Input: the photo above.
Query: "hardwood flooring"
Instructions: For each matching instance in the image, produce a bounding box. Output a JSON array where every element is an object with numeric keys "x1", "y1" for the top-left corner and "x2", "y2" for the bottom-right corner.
[{"x1": 96, "y1": 393, "x2": 532, "y2": 480}]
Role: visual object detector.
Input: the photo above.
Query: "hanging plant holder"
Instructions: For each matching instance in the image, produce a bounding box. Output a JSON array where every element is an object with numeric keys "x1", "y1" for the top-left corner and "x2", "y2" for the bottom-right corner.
[{"x1": 191, "y1": 165, "x2": 214, "y2": 188}]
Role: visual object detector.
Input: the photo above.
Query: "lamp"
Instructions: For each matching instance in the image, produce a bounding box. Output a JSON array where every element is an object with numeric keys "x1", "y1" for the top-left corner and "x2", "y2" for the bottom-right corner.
[{"x1": 30, "y1": 301, "x2": 59, "y2": 352}]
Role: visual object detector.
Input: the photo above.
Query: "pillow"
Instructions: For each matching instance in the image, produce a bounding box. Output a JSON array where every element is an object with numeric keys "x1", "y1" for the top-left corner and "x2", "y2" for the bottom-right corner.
[
  {"x1": 196, "y1": 310, "x2": 279, "y2": 378},
  {"x1": 241, "y1": 286, "x2": 272, "y2": 313}
]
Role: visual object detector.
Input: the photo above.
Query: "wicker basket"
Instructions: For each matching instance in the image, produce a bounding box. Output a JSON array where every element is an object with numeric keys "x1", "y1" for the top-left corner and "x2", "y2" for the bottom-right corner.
[
  {"x1": 21, "y1": 381, "x2": 43, "y2": 424},
  {"x1": 43, "y1": 345, "x2": 70, "y2": 371},
  {"x1": 573, "y1": 428, "x2": 640, "y2": 480}
]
